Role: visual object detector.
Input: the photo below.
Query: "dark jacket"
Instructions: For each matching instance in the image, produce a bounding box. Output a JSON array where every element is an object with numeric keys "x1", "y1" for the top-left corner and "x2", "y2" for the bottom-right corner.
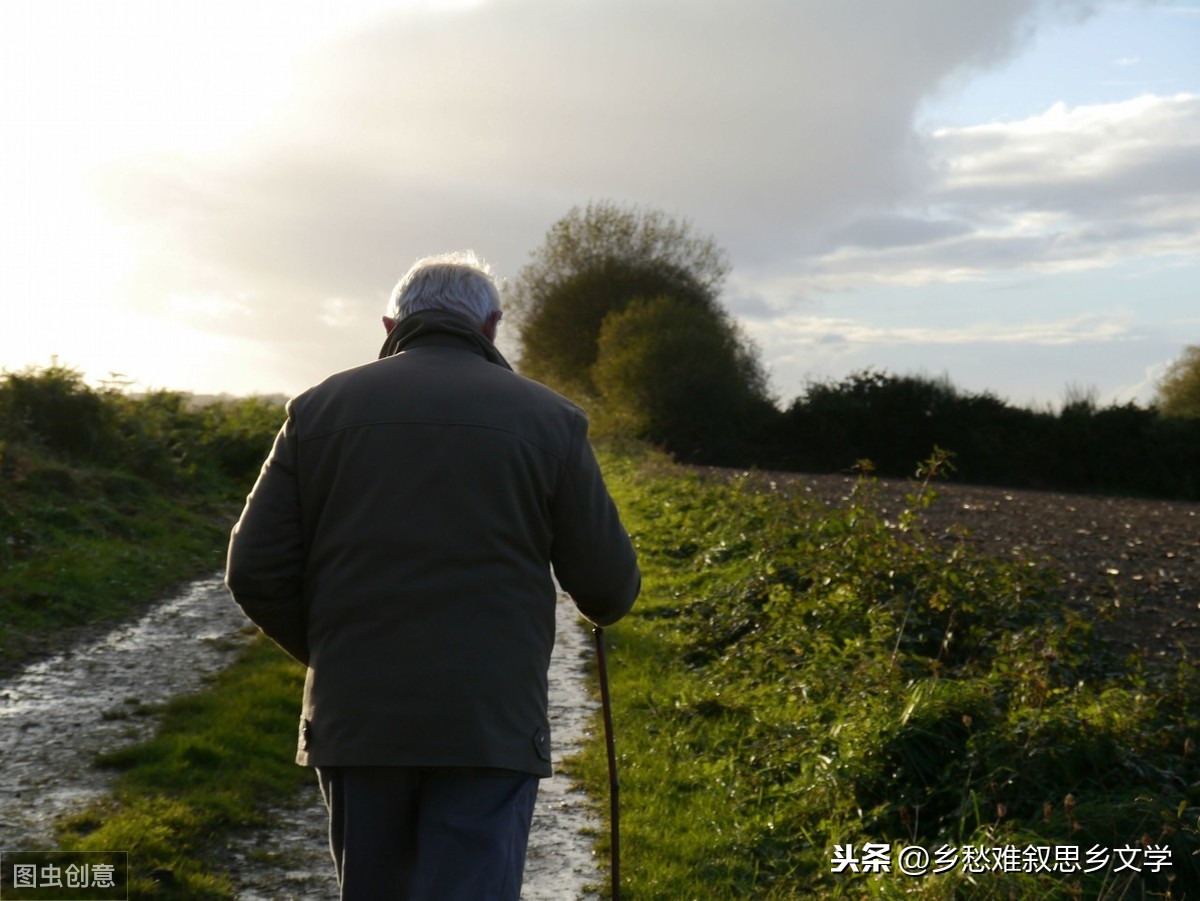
[{"x1": 225, "y1": 310, "x2": 639, "y2": 776}]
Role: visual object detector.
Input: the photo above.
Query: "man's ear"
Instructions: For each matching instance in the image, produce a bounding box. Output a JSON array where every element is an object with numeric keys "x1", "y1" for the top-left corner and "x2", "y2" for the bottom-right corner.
[{"x1": 382, "y1": 316, "x2": 396, "y2": 335}]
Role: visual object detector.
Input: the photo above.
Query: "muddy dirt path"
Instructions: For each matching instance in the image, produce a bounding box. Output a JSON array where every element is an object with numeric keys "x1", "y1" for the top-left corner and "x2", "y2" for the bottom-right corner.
[
  {"x1": 0, "y1": 576, "x2": 605, "y2": 899},
  {"x1": 0, "y1": 577, "x2": 253, "y2": 849}
]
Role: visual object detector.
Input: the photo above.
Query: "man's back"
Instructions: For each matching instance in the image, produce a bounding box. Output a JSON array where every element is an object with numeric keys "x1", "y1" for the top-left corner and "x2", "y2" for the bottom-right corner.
[
  {"x1": 225, "y1": 255, "x2": 639, "y2": 899},
  {"x1": 227, "y1": 309, "x2": 639, "y2": 776}
]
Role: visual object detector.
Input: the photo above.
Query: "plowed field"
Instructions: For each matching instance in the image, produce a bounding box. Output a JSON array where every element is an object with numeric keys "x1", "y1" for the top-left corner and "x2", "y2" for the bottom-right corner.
[{"x1": 743, "y1": 471, "x2": 1200, "y2": 661}]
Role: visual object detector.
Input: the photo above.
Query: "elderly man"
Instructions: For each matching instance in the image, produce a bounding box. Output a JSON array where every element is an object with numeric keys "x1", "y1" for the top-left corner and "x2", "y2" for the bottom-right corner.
[{"x1": 225, "y1": 251, "x2": 640, "y2": 900}]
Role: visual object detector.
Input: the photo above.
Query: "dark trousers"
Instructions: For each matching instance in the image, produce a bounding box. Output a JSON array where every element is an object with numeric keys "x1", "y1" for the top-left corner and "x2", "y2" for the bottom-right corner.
[{"x1": 316, "y1": 765, "x2": 539, "y2": 901}]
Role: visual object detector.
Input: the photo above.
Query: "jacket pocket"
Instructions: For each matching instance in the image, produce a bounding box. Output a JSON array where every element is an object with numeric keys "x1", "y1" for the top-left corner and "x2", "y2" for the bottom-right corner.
[{"x1": 533, "y1": 726, "x2": 551, "y2": 762}]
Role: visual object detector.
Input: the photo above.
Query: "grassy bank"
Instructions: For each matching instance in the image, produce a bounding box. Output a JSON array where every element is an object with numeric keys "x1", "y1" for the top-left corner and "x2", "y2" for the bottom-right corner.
[
  {"x1": 0, "y1": 451, "x2": 237, "y2": 677},
  {"x1": 0, "y1": 365, "x2": 283, "y2": 676},
  {"x1": 569, "y1": 449, "x2": 1200, "y2": 899}
]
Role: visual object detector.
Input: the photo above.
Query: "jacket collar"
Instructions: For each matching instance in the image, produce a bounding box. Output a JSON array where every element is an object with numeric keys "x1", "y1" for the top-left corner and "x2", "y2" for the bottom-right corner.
[{"x1": 378, "y1": 309, "x2": 513, "y2": 372}]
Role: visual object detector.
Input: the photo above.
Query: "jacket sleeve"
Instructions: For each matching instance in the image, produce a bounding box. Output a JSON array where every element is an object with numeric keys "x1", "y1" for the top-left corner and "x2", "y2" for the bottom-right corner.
[
  {"x1": 225, "y1": 409, "x2": 310, "y2": 665},
  {"x1": 550, "y1": 414, "x2": 640, "y2": 627}
]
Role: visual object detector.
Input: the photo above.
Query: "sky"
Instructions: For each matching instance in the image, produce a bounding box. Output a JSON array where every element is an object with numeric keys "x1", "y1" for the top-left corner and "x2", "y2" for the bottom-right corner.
[{"x1": 1, "y1": 0, "x2": 1197, "y2": 410}]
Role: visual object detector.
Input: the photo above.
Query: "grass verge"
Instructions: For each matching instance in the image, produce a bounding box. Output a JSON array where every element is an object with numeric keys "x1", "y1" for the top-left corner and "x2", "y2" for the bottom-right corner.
[
  {"x1": 567, "y1": 448, "x2": 1200, "y2": 899},
  {"x1": 0, "y1": 452, "x2": 240, "y2": 678}
]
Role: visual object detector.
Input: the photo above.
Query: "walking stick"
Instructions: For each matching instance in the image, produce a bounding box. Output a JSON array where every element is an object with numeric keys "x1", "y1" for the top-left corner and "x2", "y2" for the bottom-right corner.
[{"x1": 593, "y1": 626, "x2": 620, "y2": 900}]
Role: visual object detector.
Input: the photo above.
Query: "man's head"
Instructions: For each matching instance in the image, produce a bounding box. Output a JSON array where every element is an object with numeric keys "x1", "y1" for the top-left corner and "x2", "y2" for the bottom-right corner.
[{"x1": 384, "y1": 251, "x2": 503, "y2": 341}]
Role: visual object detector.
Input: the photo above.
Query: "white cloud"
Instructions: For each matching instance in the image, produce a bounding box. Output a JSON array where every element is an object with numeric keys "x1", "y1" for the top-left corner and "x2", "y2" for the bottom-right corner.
[
  {"x1": 933, "y1": 94, "x2": 1198, "y2": 192},
  {"x1": 95, "y1": 0, "x2": 1083, "y2": 329},
  {"x1": 318, "y1": 298, "x2": 358, "y2": 329},
  {"x1": 793, "y1": 93, "x2": 1200, "y2": 292},
  {"x1": 168, "y1": 293, "x2": 255, "y2": 324},
  {"x1": 750, "y1": 311, "x2": 1133, "y2": 351}
]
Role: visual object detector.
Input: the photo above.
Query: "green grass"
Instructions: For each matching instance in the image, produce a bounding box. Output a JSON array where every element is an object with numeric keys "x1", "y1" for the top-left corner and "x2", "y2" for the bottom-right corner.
[
  {"x1": 566, "y1": 448, "x2": 1200, "y2": 899},
  {"x1": 0, "y1": 452, "x2": 240, "y2": 677},
  {"x1": 1, "y1": 367, "x2": 285, "y2": 677}
]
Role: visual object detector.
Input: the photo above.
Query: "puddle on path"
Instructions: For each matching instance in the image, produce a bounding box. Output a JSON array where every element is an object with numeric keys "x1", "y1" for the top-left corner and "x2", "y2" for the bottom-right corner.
[
  {"x1": 0, "y1": 577, "x2": 605, "y2": 899},
  {"x1": 523, "y1": 597, "x2": 607, "y2": 901},
  {"x1": 0, "y1": 576, "x2": 251, "y2": 850}
]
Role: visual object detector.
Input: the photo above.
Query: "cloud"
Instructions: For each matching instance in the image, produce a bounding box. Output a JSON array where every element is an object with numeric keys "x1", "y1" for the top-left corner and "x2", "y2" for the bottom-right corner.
[
  {"x1": 933, "y1": 94, "x2": 1200, "y2": 202},
  {"x1": 724, "y1": 289, "x2": 779, "y2": 322},
  {"x1": 90, "y1": 0, "x2": 1200, "y2": 403},
  {"x1": 95, "y1": 0, "x2": 1083, "y2": 322},
  {"x1": 318, "y1": 298, "x2": 359, "y2": 329},
  {"x1": 751, "y1": 311, "x2": 1134, "y2": 350},
  {"x1": 167, "y1": 292, "x2": 254, "y2": 324},
  {"x1": 826, "y1": 213, "x2": 974, "y2": 250},
  {"x1": 797, "y1": 93, "x2": 1200, "y2": 291}
]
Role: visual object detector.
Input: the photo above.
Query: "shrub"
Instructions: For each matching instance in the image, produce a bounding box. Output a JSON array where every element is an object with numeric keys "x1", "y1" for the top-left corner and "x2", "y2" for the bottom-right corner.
[
  {"x1": 592, "y1": 295, "x2": 773, "y2": 463},
  {"x1": 0, "y1": 364, "x2": 119, "y2": 460}
]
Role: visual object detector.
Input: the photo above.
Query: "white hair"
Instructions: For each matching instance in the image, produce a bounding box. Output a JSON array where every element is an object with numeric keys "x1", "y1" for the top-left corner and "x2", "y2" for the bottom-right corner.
[{"x1": 386, "y1": 251, "x2": 501, "y2": 328}]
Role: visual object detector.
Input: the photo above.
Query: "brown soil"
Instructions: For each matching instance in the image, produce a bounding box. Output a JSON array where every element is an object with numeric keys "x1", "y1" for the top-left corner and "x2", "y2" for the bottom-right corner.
[{"x1": 718, "y1": 469, "x2": 1200, "y2": 662}]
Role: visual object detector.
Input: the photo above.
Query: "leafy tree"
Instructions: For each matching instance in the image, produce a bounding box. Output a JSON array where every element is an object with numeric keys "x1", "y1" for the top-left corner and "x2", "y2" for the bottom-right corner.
[
  {"x1": 591, "y1": 295, "x2": 773, "y2": 463},
  {"x1": 506, "y1": 201, "x2": 729, "y2": 394},
  {"x1": 1155, "y1": 344, "x2": 1200, "y2": 419}
]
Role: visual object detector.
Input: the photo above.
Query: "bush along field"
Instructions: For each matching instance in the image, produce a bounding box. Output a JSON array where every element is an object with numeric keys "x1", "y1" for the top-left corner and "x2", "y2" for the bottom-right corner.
[
  {"x1": 571, "y1": 448, "x2": 1200, "y2": 899},
  {"x1": 0, "y1": 364, "x2": 284, "y2": 676}
]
